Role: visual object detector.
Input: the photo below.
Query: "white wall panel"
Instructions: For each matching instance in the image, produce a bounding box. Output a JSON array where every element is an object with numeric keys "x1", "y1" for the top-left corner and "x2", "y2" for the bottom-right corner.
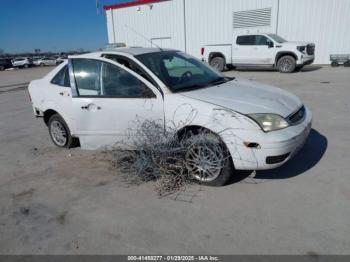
[
  {"x1": 110, "y1": 0, "x2": 185, "y2": 51},
  {"x1": 277, "y1": 0, "x2": 350, "y2": 64},
  {"x1": 106, "y1": 0, "x2": 350, "y2": 64},
  {"x1": 184, "y1": 0, "x2": 278, "y2": 57}
]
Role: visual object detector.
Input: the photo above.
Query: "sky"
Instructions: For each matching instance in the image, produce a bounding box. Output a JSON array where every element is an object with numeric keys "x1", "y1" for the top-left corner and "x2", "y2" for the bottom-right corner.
[{"x1": 0, "y1": 0, "x2": 130, "y2": 54}]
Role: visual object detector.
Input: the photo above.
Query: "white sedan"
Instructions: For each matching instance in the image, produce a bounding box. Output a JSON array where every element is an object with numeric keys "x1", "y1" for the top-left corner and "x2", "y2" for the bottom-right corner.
[
  {"x1": 33, "y1": 57, "x2": 57, "y2": 66},
  {"x1": 28, "y1": 48, "x2": 312, "y2": 186}
]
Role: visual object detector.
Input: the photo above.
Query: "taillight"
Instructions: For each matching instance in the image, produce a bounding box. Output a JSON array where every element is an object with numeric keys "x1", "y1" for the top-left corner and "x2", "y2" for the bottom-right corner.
[{"x1": 201, "y1": 47, "x2": 205, "y2": 56}]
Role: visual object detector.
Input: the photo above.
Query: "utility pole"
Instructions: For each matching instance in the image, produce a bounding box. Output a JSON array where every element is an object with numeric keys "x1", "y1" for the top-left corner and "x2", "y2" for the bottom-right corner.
[{"x1": 96, "y1": 0, "x2": 100, "y2": 14}]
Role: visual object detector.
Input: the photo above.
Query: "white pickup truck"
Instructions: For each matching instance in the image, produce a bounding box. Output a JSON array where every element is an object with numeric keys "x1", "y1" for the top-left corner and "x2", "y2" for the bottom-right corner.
[{"x1": 202, "y1": 33, "x2": 315, "y2": 73}]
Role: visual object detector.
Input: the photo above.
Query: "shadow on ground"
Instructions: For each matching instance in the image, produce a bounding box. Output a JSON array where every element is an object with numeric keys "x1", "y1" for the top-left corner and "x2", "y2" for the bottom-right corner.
[
  {"x1": 300, "y1": 65, "x2": 323, "y2": 72},
  {"x1": 225, "y1": 65, "x2": 323, "y2": 73},
  {"x1": 229, "y1": 129, "x2": 327, "y2": 184}
]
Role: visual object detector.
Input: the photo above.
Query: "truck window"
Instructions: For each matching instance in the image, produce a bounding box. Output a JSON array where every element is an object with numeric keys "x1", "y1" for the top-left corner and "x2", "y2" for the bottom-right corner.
[
  {"x1": 236, "y1": 35, "x2": 256, "y2": 45},
  {"x1": 255, "y1": 35, "x2": 270, "y2": 45}
]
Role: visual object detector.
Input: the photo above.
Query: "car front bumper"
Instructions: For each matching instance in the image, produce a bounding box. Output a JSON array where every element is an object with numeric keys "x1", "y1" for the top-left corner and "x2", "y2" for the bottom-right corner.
[
  {"x1": 226, "y1": 107, "x2": 313, "y2": 170},
  {"x1": 298, "y1": 55, "x2": 315, "y2": 66}
]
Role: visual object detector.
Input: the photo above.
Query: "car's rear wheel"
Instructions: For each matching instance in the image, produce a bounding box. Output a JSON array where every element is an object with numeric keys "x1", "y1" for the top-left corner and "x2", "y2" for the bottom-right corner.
[
  {"x1": 48, "y1": 114, "x2": 78, "y2": 148},
  {"x1": 210, "y1": 56, "x2": 225, "y2": 72},
  {"x1": 0, "y1": 66, "x2": 4, "y2": 71},
  {"x1": 24, "y1": 64, "x2": 29, "y2": 69},
  {"x1": 277, "y1": 55, "x2": 296, "y2": 73},
  {"x1": 184, "y1": 132, "x2": 233, "y2": 186},
  {"x1": 40, "y1": 63, "x2": 45, "y2": 67}
]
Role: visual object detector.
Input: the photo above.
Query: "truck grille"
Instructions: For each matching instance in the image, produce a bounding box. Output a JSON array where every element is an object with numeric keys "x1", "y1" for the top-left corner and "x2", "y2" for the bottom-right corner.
[
  {"x1": 307, "y1": 44, "x2": 315, "y2": 55},
  {"x1": 288, "y1": 106, "x2": 306, "y2": 125}
]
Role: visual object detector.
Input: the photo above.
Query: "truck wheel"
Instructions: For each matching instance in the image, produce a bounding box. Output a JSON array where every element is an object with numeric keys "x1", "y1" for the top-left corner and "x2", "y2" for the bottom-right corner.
[
  {"x1": 210, "y1": 56, "x2": 225, "y2": 72},
  {"x1": 48, "y1": 114, "x2": 78, "y2": 148},
  {"x1": 331, "y1": 61, "x2": 339, "y2": 67},
  {"x1": 184, "y1": 132, "x2": 233, "y2": 186},
  {"x1": 277, "y1": 56, "x2": 296, "y2": 73}
]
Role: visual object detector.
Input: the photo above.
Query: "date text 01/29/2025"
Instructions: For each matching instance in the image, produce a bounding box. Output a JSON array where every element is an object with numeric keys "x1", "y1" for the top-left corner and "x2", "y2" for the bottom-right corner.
[{"x1": 127, "y1": 255, "x2": 220, "y2": 261}]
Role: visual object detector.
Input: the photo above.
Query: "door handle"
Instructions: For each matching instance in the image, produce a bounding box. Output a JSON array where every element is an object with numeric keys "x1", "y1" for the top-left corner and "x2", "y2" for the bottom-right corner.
[
  {"x1": 81, "y1": 104, "x2": 101, "y2": 110},
  {"x1": 59, "y1": 92, "x2": 64, "y2": 96}
]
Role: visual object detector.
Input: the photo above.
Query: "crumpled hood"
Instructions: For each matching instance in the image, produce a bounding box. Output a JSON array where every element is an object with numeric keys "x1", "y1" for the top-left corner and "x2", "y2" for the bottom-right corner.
[{"x1": 181, "y1": 79, "x2": 302, "y2": 117}]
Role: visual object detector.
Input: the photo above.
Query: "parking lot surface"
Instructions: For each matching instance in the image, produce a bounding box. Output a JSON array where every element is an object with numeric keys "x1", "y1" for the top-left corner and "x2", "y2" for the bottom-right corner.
[{"x1": 0, "y1": 66, "x2": 349, "y2": 254}]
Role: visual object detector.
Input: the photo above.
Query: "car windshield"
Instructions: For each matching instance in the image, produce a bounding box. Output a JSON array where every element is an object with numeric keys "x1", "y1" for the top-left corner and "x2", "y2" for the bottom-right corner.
[
  {"x1": 135, "y1": 51, "x2": 233, "y2": 92},
  {"x1": 267, "y1": 34, "x2": 287, "y2": 43}
]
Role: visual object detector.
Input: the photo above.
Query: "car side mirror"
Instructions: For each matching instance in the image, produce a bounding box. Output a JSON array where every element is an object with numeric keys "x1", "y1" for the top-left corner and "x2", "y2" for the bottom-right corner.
[{"x1": 267, "y1": 41, "x2": 274, "y2": 48}]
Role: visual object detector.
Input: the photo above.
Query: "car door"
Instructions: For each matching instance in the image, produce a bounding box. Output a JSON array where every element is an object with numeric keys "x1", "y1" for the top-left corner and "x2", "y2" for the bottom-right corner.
[
  {"x1": 45, "y1": 64, "x2": 74, "y2": 126},
  {"x1": 232, "y1": 35, "x2": 256, "y2": 64},
  {"x1": 69, "y1": 57, "x2": 164, "y2": 150},
  {"x1": 252, "y1": 35, "x2": 276, "y2": 65}
]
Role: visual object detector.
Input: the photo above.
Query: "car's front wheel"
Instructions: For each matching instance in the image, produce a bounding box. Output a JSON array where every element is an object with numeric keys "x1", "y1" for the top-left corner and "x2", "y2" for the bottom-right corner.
[
  {"x1": 184, "y1": 132, "x2": 233, "y2": 186},
  {"x1": 277, "y1": 55, "x2": 296, "y2": 73},
  {"x1": 48, "y1": 114, "x2": 78, "y2": 148}
]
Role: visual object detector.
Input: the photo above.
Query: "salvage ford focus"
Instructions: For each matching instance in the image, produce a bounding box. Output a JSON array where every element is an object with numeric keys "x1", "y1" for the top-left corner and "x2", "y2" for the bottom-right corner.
[{"x1": 28, "y1": 48, "x2": 312, "y2": 186}]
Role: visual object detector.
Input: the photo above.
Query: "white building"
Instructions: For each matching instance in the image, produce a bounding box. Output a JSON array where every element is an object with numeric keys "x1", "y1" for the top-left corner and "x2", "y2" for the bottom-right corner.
[{"x1": 105, "y1": 0, "x2": 350, "y2": 64}]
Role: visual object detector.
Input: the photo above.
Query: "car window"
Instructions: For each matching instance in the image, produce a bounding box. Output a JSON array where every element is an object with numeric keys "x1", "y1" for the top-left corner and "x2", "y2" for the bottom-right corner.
[
  {"x1": 51, "y1": 65, "x2": 71, "y2": 87},
  {"x1": 72, "y1": 59, "x2": 155, "y2": 98},
  {"x1": 255, "y1": 35, "x2": 270, "y2": 45},
  {"x1": 101, "y1": 62, "x2": 155, "y2": 98},
  {"x1": 73, "y1": 59, "x2": 101, "y2": 96},
  {"x1": 163, "y1": 55, "x2": 205, "y2": 78},
  {"x1": 102, "y1": 54, "x2": 158, "y2": 87},
  {"x1": 236, "y1": 35, "x2": 256, "y2": 45},
  {"x1": 136, "y1": 51, "x2": 228, "y2": 92}
]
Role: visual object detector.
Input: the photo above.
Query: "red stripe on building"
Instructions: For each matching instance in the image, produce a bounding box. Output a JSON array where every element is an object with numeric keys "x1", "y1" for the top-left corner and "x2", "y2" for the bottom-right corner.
[{"x1": 104, "y1": 0, "x2": 165, "y2": 10}]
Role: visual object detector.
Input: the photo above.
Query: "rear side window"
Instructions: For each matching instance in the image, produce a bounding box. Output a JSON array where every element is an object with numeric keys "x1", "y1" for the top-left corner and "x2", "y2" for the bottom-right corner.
[
  {"x1": 236, "y1": 35, "x2": 256, "y2": 45},
  {"x1": 51, "y1": 65, "x2": 71, "y2": 87}
]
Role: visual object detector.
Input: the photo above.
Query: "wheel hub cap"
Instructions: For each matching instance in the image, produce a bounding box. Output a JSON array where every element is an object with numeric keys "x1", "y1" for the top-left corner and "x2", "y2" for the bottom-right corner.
[
  {"x1": 50, "y1": 121, "x2": 67, "y2": 146},
  {"x1": 185, "y1": 144, "x2": 224, "y2": 182}
]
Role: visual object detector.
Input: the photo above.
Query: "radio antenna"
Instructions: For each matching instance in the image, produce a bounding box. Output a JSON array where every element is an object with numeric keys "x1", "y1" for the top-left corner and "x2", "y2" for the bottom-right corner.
[{"x1": 124, "y1": 24, "x2": 163, "y2": 51}]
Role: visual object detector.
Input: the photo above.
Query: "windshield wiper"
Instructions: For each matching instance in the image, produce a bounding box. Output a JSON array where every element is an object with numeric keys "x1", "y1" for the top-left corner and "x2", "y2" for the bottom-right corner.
[{"x1": 209, "y1": 76, "x2": 234, "y2": 86}]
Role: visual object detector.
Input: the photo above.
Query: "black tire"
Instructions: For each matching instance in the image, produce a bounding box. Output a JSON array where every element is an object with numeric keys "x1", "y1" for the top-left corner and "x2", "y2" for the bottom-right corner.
[
  {"x1": 0, "y1": 66, "x2": 4, "y2": 71},
  {"x1": 226, "y1": 64, "x2": 236, "y2": 71},
  {"x1": 344, "y1": 61, "x2": 350, "y2": 67},
  {"x1": 40, "y1": 63, "x2": 45, "y2": 67},
  {"x1": 48, "y1": 114, "x2": 78, "y2": 148},
  {"x1": 277, "y1": 55, "x2": 296, "y2": 73},
  {"x1": 184, "y1": 132, "x2": 234, "y2": 187},
  {"x1": 24, "y1": 64, "x2": 29, "y2": 69},
  {"x1": 331, "y1": 61, "x2": 339, "y2": 67},
  {"x1": 210, "y1": 56, "x2": 225, "y2": 72}
]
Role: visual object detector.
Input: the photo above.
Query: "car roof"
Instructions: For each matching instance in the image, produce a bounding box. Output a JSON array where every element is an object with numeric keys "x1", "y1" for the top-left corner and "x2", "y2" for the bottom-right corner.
[{"x1": 69, "y1": 47, "x2": 177, "y2": 59}]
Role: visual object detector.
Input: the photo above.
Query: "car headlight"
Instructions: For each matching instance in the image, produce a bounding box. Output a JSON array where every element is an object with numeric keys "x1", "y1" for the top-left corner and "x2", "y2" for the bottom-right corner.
[{"x1": 248, "y1": 114, "x2": 289, "y2": 132}]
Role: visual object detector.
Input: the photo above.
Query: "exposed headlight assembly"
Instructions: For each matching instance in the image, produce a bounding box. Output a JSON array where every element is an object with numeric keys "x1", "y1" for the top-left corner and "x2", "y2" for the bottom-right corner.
[{"x1": 248, "y1": 114, "x2": 289, "y2": 132}]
